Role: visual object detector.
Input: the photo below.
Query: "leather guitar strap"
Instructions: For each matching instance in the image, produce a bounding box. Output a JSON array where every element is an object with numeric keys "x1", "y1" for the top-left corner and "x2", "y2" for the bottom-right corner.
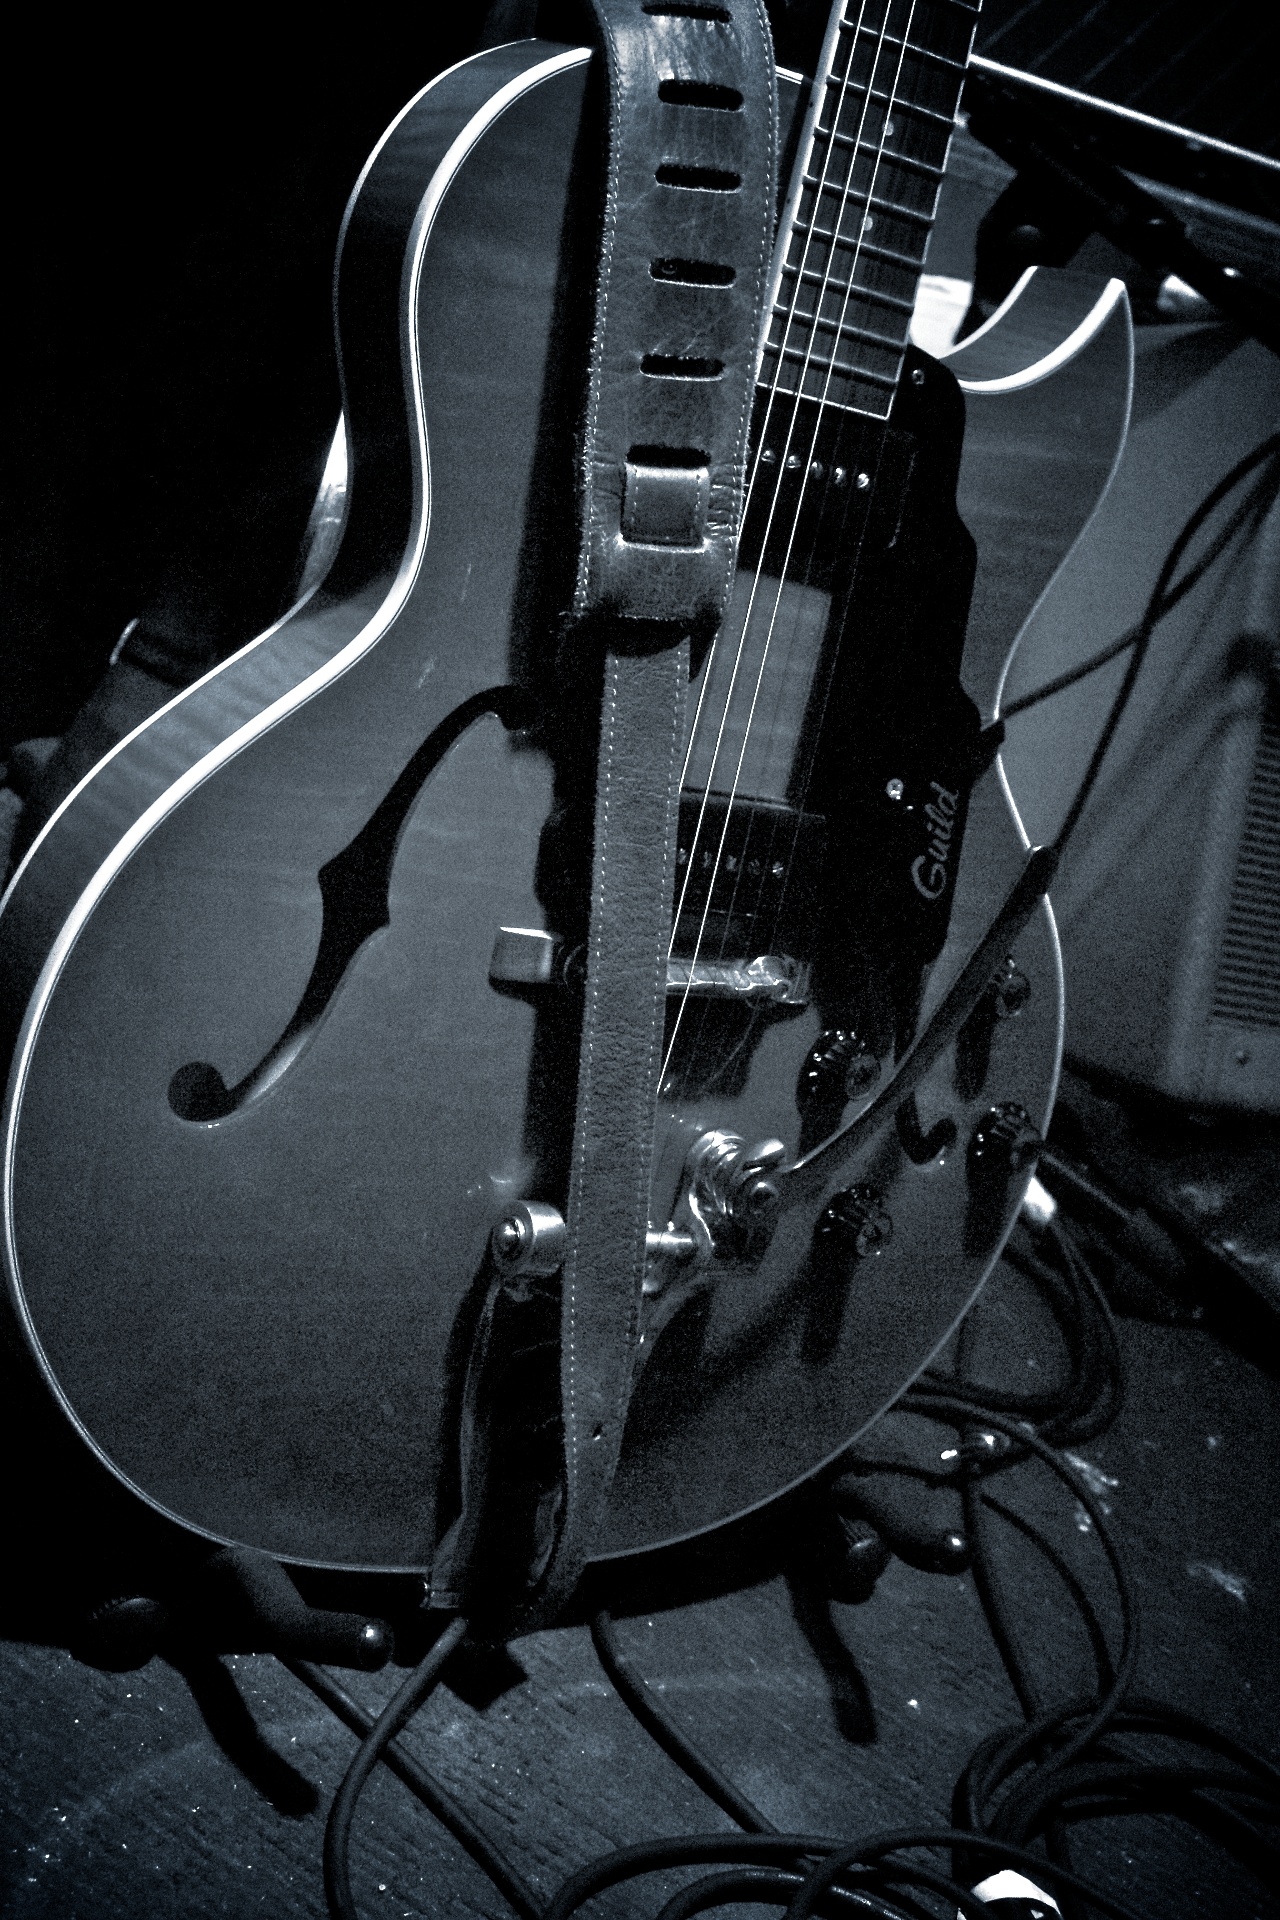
[{"x1": 533, "y1": 0, "x2": 777, "y2": 1622}]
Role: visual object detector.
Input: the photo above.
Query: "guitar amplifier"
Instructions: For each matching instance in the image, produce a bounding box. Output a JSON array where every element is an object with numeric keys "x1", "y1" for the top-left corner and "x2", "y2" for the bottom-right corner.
[{"x1": 999, "y1": 324, "x2": 1280, "y2": 1114}]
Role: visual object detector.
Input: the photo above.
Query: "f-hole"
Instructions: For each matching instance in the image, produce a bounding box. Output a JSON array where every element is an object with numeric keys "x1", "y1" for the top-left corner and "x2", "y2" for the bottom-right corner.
[{"x1": 168, "y1": 687, "x2": 531, "y2": 1123}]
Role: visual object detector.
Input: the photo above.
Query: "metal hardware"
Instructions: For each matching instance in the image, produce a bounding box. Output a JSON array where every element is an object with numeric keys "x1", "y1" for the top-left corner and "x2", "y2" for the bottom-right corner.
[
  {"x1": 814, "y1": 1184, "x2": 893, "y2": 1258},
  {"x1": 686, "y1": 1128, "x2": 787, "y2": 1258},
  {"x1": 489, "y1": 928, "x2": 563, "y2": 990},
  {"x1": 1020, "y1": 1173, "x2": 1058, "y2": 1232},
  {"x1": 955, "y1": 954, "x2": 1032, "y2": 1100},
  {"x1": 492, "y1": 928, "x2": 809, "y2": 1009},
  {"x1": 666, "y1": 953, "x2": 810, "y2": 1007},
  {"x1": 643, "y1": 1226, "x2": 700, "y2": 1274},
  {"x1": 489, "y1": 1200, "x2": 568, "y2": 1281},
  {"x1": 646, "y1": 1128, "x2": 788, "y2": 1292},
  {"x1": 885, "y1": 776, "x2": 904, "y2": 801},
  {"x1": 855, "y1": 470, "x2": 871, "y2": 489},
  {"x1": 991, "y1": 955, "x2": 1031, "y2": 1018}
]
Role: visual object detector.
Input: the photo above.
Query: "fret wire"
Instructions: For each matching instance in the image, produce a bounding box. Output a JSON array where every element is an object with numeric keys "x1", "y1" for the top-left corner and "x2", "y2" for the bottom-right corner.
[
  {"x1": 763, "y1": 341, "x2": 900, "y2": 387},
  {"x1": 759, "y1": 4, "x2": 971, "y2": 424},
  {"x1": 802, "y1": 227, "x2": 927, "y2": 271},
  {"x1": 841, "y1": 26, "x2": 969, "y2": 73},
  {"x1": 772, "y1": 306, "x2": 907, "y2": 353},
  {"x1": 812, "y1": 126, "x2": 945, "y2": 177},
  {"x1": 774, "y1": 3, "x2": 972, "y2": 424},
  {"x1": 799, "y1": 177, "x2": 936, "y2": 224},
  {"x1": 823, "y1": 83, "x2": 958, "y2": 129},
  {"x1": 774, "y1": 14, "x2": 908, "y2": 415},
  {"x1": 780, "y1": 262, "x2": 916, "y2": 313}
]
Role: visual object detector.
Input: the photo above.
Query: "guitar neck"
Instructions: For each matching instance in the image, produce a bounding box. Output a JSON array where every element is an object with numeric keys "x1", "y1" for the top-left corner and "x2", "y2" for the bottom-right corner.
[{"x1": 761, "y1": 0, "x2": 980, "y2": 419}]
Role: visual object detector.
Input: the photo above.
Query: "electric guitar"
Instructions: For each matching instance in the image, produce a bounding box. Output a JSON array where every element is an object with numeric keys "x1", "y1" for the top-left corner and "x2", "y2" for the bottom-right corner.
[{"x1": 0, "y1": 13, "x2": 1130, "y2": 1579}]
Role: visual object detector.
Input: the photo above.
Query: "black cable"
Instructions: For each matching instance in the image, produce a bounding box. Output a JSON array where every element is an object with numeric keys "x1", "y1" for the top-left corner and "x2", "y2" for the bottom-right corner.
[
  {"x1": 651, "y1": 1867, "x2": 937, "y2": 1920},
  {"x1": 552, "y1": 1249, "x2": 1270, "y2": 1920},
  {"x1": 284, "y1": 1654, "x2": 542, "y2": 1920},
  {"x1": 1000, "y1": 626, "x2": 1142, "y2": 720},
  {"x1": 960, "y1": 1693, "x2": 1280, "y2": 1838},
  {"x1": 322, "y1": 1613, "x2": 468, "y2": 1920},
  {"x1": 916, "y1": 1218, "x2": 1123, "y2": 1451},
  {"x1": 962, "y1": 1472, "x2": 1041, "y2": 1717},
  {"x1": 542, "y1": 1827, "x2": 1150, "y2": 1920},
  {"x1": 994, "y1": 1758, "x2": 1280, "y2": 1852},
  {"x1": 591, "y1": 1611, "x2": 776, "y2": 1834},
  {"x1": 899, "y1": 1401, "x2": 1139, "y2": 1783},
  {"x1": 1044, "y1": 1218, "x2": 1125, "y2": 1448},
  {"x1": 653, "y1": 1869, "x2": 806, "y2": 1920},
  {"x1": 781, "y1": 1839, "x2": 993, "y2": 1920},
  {"x1": 1053, "y1": 434, "x2": 1280, "y2": 856},
  {"x1": 946, "y1": 1250, "x2": 1117, "y2": 1919},
  {"x1": 978, "y1": 1493, "x2": 1116, "y2": 1698},
  {"x1": 565, "y1": 1399, "x2": 1144, "y2": 1920}
]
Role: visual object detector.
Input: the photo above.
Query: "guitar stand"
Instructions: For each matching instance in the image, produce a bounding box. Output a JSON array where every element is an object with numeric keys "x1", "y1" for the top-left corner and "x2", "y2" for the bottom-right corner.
[
  {"x1": 72, "y1": 1544, "x2": 394, "y2": 1674},
  {"x1": 964, "y1": 66, "x2": 1280, "y2": 354}
]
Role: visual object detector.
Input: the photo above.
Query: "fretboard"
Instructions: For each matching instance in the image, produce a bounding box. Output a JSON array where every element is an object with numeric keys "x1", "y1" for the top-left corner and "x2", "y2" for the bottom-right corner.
[{"x1": 760, "y1": 0, "x2": 979, "y2": 419}]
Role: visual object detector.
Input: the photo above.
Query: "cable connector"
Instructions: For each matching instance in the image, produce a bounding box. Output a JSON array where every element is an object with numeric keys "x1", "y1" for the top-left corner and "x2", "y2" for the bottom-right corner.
[{"x1": 962, "y1": 1867, "x2": 1061, "y2": 1917}]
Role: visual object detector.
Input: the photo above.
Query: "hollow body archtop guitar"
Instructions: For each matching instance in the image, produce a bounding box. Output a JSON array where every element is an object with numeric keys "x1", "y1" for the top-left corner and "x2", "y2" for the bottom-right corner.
[{"x1": 0, "y1": 2, "x2": 1131, "y2": 1585}]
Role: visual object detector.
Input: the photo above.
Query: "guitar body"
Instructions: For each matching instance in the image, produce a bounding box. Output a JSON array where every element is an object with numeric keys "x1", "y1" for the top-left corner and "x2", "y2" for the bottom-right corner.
[{"x1": 0, "y1": 43, "x2": 1131, "y2": 1571}]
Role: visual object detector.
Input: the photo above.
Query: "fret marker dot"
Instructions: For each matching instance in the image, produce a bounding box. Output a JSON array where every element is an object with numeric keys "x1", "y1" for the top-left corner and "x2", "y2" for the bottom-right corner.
[
  {"x1": 862, "y1": 215, "x2": 874, "y2": 233},
  {"x1": 884, "y1": 118, "x2": 896, "y2": 137}
]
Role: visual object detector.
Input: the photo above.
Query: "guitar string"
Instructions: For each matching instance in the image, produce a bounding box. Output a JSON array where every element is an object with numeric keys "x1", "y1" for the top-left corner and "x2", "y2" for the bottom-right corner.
[
  {"x1": 661, "y1": 0, "x2": 920, "y2": 1100},
  {"x1": 661, "y1": 0, "x2": 895, "y2": 1080},
  {"x1": 663, "y1": 0, "x2": 934, "y2": 1091},
  {"x1": 755, "y1": 0, "x2": 973, "y2": 1036},
  {"x1": 695, "y1": 0, "x2": 933, "y2": 1004},
  {"x1": 680, "y1": 1, "x2": 966, "y2": 1077},
  {"x1": 665, "y1": 0, "x2": 878, "y2": 988},
  {"x1": 667, "y1": 0, "x2": 934, "y2": 1014},
  {"x1": 664, "y1": 0, "x2": 883, "y2": 1023}
]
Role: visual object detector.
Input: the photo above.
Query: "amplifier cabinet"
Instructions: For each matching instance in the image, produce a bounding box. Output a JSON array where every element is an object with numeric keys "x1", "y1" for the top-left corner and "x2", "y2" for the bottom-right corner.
[{"x1": 999, "y1": 325, "x2": 1280, "y2": 1112}]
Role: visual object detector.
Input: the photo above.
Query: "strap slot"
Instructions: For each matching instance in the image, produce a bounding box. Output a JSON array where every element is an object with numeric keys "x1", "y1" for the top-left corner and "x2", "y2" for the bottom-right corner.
[
  {"x1": 655, "y1": 163, "x2": 741, "y2": 190},
  {"x1": 644, "y1": 3, "x2": 732, "y2": 18},
  {"x1": 658, "y1": 79, "x2": 744, "y2": 109},
  {"x1": 650, "y1": 256, "x2": 736, "y2": 285},
  {"x1": 640, "y1": 354, "x2": 724, "y2": 378},
  {"x1": 628, "y1": 443, "x2": 711, "y2": 466}
]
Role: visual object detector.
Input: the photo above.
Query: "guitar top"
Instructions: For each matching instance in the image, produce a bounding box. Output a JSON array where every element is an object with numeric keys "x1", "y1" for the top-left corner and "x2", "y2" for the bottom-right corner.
[{"x1": 0, "y1": 15, "x2": 1131, "y2": 1578}]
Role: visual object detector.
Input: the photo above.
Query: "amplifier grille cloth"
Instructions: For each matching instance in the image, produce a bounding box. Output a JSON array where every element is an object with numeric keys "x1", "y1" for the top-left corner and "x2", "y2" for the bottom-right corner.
[{"x1": 1212, "y1": 704, "x2": 1280, "y2": 1030}]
